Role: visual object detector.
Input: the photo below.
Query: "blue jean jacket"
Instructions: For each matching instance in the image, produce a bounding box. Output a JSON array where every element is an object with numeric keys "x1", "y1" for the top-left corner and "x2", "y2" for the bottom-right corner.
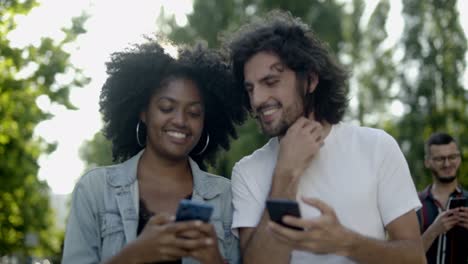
[{"x1": 62, "y1": 150, "x2": 240, "y2": 264}]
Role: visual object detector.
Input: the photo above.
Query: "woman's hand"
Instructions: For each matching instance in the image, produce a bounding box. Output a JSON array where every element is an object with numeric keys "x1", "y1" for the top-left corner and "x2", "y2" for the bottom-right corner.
[
  {"x1": 132, "y1": 214, "x2": 214, "y2": 263},
  {"x1": 178, "y1": 223, "x2": 224, "y2": 264}
]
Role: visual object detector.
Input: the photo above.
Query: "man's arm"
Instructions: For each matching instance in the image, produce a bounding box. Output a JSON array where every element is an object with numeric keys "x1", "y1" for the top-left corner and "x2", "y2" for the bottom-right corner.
[
  {"x1": 239, "y1": 215, "x2": 292, "y2": 264},
  {"x1": 239, "y1": 117, "x2": 325, "y2": 264},
  {"x1": 239, "y1": 118, "x2": 325, "y2": 264},
  {"x1": 239, "y1": 167, "x2": 304, "y2": 264},
  {"x1": 269, "y1": 198, "x2": 426, "y2": 264},
  {"x1": 237, "y1": 159, "x2": 306, "y2": 264},
  {"x1": 345, "y1": 210, "x2": 425, "y2": 263},
  {"x1": 420, "y1": 209, "x2": 459, "y2": 251}
]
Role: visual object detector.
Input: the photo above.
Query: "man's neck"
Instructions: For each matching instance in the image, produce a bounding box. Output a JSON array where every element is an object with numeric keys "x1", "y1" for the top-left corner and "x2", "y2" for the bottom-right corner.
[{"x1": 431, "y1": 180, "x2": 458, "y2": 198}]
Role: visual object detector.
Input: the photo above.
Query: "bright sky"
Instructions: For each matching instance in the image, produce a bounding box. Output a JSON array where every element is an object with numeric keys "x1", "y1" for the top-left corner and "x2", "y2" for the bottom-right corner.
[
  {"x1": 8, "y1": 0, "x2": 468, "y2": 195},
  {"x1": 9, "y1": 0, "x2": 192, "y2": 194}
]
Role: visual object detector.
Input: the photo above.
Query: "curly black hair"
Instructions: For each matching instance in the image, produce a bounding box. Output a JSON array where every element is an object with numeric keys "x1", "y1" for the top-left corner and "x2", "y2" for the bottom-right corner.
[
  {"x1": 99, "y1": 39, "x2": 247, "y2": 168},
  {"x1": 223, "y1": 9, "x2": 349, "y2": 124}
]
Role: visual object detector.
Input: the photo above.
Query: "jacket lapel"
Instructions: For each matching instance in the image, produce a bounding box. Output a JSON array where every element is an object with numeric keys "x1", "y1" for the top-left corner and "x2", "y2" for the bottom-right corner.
[
  {"x1": 190, "y1": 158, "x2": 222, "y2": 200},
  {"x1": 115, "y1": 185, "x2": 138, "y2": 243},
  {"x1": 107, "y1": 150, "x2": 143, "y2": 244}
]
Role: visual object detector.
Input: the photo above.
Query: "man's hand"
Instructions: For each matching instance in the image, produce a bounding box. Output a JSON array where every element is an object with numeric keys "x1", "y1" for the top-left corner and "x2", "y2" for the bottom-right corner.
[
  {"x1": 272, "y1": 114, "x2": 324, "y2": 199},
  {"x1": 267, "y1": 197, "x2": 352, "y2": 256},
  {"x1": 267, "y1": 197, "x2": 425, "y2": 263},
  {"x1": 428, "y1": 208, "x2": 460, "y2": 236},
  {"x1": 457, "y1": 207, "x2": 468, "y2": 229}
]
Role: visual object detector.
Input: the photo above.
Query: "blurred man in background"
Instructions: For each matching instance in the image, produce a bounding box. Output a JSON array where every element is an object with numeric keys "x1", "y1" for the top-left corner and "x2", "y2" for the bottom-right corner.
[{"x1": 417, "y1": 132, "x2": 468, "y2": 264}]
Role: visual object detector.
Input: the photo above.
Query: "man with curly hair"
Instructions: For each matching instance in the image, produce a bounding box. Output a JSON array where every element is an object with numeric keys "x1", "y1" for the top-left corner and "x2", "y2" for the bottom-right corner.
[
  {"x1": 63, "y1": 40, "x2": 246, "y2": 264},
  {"x1": 223, "y1": 10, "x2": 425, "y2": 263}
]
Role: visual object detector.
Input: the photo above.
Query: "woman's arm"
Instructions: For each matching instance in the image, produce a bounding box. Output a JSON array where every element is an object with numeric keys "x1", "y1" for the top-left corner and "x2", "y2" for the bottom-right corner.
[{"x1": 62, "y1": 181, "x2": 101, "y2": 263}]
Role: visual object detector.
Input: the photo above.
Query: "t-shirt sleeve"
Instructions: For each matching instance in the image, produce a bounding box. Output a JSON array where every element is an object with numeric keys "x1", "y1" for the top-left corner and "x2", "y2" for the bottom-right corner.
[
  {"x1": 231, "y1": 163, "x2": 264, "y2": 233},
  {"x1": 377, "y1": 132, "x2": 422, "y2": 226}
]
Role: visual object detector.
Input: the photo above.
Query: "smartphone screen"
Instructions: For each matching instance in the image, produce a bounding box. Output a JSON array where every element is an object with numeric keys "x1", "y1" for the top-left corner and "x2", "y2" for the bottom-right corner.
[
  {"x1": 266, "y1": 198, "x2": 303, "y2": 230},
  {"x1": 175, "y1": 199, "x2": 213, "y2": 222},
  {"x1": 448, "y1": 197, "x2": 467, "y2": 209}
]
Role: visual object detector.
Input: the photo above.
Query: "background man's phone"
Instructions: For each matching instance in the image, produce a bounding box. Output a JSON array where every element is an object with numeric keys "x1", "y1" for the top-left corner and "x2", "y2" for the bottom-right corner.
[
  {"x1": 447, "y1": 196, "x2": 467, "y2": 239},
  {"x1": 175, "y1": 199, "x2": 213, "y2": 222},
  {"x1": 266, "y1": 198, "x2": 303, "y2": 230},
  {"x1": 448, "y1": 197, "x2": 467, "y2": 209}
]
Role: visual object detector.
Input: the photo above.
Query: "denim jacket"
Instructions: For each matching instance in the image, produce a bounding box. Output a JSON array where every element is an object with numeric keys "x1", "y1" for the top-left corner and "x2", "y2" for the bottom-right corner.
[{"x1": 63, "y1": 150, "x2": 240, "y2": 264}]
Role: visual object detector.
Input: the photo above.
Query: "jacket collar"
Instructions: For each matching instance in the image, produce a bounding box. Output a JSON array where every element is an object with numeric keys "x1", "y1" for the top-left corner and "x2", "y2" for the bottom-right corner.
[
  {"x1": 106, "y1": 149, "x2": 223, "y2": 200},
  {"x1": 189, "y1": 158, "x2": 223, "y2": 200},
  {"x1": 106, "y1": 150, "x2": 142, "y2": 188}
]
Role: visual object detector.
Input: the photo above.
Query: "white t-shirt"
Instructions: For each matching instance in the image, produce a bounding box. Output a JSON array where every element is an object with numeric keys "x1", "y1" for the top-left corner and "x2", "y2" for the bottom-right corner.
[{"x1": 231, "y1": 122, "x2": 421, "y2": 264}]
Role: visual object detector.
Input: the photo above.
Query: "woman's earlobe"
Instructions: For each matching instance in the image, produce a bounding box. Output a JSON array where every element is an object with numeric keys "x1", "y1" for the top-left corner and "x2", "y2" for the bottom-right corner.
[{"x1": 139, "y1": 112, "x2": 147, "y2": 123}]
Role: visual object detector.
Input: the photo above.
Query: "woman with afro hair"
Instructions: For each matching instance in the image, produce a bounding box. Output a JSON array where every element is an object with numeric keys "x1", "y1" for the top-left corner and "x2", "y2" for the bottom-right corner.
[{"x1": 62, "y1": 39, "x2": 246, "y2": 264}]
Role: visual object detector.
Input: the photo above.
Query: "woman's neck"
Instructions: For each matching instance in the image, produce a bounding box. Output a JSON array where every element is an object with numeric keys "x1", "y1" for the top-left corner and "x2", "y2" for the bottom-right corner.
[
  {"x1": 137, "y1": 149, "x2": 194, "y2": 214},
  {"x1": 138, "y1": 148, "x2": 192, "y2": 184}
]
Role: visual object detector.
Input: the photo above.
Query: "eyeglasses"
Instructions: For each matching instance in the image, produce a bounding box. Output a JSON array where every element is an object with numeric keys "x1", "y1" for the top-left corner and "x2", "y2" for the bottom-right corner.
[{"x1": 430, "y1": 153, "x2": 461, "y2": 164}]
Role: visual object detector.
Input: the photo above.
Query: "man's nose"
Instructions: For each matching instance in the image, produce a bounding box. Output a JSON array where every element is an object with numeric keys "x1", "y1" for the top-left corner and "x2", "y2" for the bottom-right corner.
[
  {"x1": 251, "y1": 86, "x2": 269, "y2": 109},
  {"x1": 442, "y1": 157, "x2": 451, "y2": 165}
]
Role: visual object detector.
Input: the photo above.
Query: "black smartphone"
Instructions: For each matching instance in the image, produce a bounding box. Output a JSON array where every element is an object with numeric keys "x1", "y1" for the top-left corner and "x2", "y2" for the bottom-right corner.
[
  {"x1": 175, "y1": 199, "x2": 214, "y2": 222},
  {"x1": 266, "y1": 198, "x2": 303, "y2": 230},
  {"x1": 448, "y1": 197, "x2": 467, "y2": 209}
]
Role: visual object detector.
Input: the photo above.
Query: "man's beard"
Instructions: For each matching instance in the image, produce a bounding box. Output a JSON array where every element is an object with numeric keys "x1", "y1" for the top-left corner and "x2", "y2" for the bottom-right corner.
[
  {"x1": 432, "y1": 169, "x2": 457, "y2": 184},
  {"x1": 257, "y1": 80, "x2": 309, "y2": 137},
  {"x1": 259, "y1": 114, "x2": 290, "y2": 137},
  {"x1": 257, "y1": 103, "x2": 303, "y2": 137}
]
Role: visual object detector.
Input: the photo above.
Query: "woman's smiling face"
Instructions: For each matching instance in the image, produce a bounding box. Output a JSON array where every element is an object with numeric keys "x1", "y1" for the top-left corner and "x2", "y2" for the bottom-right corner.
[{"x1": 141, "y1": 77, "x2": 204, "y2": 160}]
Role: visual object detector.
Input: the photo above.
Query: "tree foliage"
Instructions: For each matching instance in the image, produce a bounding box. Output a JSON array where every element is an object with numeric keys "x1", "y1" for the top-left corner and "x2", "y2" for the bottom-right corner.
[
  {"x1": 0, "y1": 0, "x2": 88, "y2": 258},
  {"x1": 79, "y1": 131, "x2": 114, "y2": 172},
  {"x1": 161, "y1": 0, "x2": 468, "y2": 188},
  {"x1": 80, "y1": 0, "x2": 467, "y2": 190},
  {"x1": 391, "y1": 0, "x2": 467, "y2": 188}
]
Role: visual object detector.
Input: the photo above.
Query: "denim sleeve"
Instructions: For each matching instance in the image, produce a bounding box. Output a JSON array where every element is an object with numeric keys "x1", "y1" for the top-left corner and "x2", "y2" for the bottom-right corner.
[
  {"x1": 224, "y1": 228, "x2": 241, "y2": 264},
  {"x1": 221, "y1": 187, "x2": 241, "y2": 264},
  {"x1": 62, "y1": 176, "x2": 101, "y2": 263}
]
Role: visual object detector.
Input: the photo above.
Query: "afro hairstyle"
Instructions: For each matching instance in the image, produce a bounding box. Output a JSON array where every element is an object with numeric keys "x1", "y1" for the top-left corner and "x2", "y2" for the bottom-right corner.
[{"x1": 99, "y1": 39, "x2": 247, "y2": 169}]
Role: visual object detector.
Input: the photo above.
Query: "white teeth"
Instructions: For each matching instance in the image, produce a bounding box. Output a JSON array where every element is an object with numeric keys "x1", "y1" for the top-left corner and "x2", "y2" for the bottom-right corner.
[
  {"x1": 262, "y1": 108, "x2": 278, "y2": 116},
  {"x1": 167, "y1": 131, "x2": 187, "y2": 139}
]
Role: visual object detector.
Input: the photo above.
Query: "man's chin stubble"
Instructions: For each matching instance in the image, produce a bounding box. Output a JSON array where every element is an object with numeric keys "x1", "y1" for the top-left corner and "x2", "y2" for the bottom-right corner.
[
  {"x1": 436, "y1": 175, "x2": 457, "y2": 184},
  {"x1": 260, "y1": 122, "x2": 289, "y2": 137}
]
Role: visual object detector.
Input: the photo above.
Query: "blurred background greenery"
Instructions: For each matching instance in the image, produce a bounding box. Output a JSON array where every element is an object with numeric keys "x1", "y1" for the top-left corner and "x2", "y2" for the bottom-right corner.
[{"x1": 1, "y1": 0, "x2": 467, "y2": 262}]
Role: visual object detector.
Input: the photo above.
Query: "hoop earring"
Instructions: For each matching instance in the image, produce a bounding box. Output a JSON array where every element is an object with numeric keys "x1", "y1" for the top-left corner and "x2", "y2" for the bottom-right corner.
[
  {"x1": 136, "y1": 120, "x2": 146, "y2": 147},
  {"x1": 194, "y1": 134, "x2": 210, "y2": 156}
]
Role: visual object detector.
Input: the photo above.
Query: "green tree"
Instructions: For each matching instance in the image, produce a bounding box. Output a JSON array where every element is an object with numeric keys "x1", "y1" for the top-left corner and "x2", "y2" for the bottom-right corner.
[
  {"x1": 80, "y1": 0, "x2": 467, "y2": 190},
  {"x1": 79, "y1": 131, "x2": 114, "y2": 172},
  {"x1": 166, "y1": 0, "x2": 346, "y2": 52},
  {"x1": 163, "y1": 0, "x2": 467, "y2": 190},
  {"x1": 341, "y1": 0, "x2": 397, "y2": 126},
  {"x1": 0, "y1": 0, "x2": 88, "y2": 259},
  {"x1": 393, "y1": 0, "x2": 467, "y2": 189}
]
